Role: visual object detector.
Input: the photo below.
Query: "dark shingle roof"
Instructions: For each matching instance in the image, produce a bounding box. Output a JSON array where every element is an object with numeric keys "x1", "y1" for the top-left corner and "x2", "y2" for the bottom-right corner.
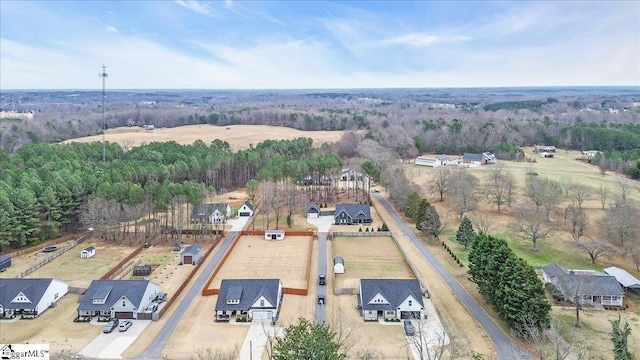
[
  {"x1": 306, "y1": 201, "x2": 320, "y2": 213},
  {"x1": 242, "y1": 202, "x2": 255, "y2": 211},
  {"x1": 334, "y1": 204, "x2": 371, "y2": 220},
  {"x1": 360, "y1": 279, "x2": 423, "y2": 311},
  {"x1": 78, "y1": 280, "x2": 157, "y2": 311},
  {"x1": 215, "y1": 279, "x2": 281, "y2": 311},
  {"x1": 0, "y1": 278, "x2": 57, "y2": 310},
  {"x1": 334, "y1": 256, "x2": 344, "y2": 265},
  {"x1": 181, "y1": 244, "x2": 202, "y2": 256},
  {"x1": 83, "y1": 246, "x2": 95, "y2": 252},
  {"x1": 463, "y1": 153, "x2": 483, "y2": 162},
  {"x1": 437, "y1": 154, "x2": 449, "y2": 161},
  {"x1": 543, "y1": 263, "x2": 624, "y2": 297}
]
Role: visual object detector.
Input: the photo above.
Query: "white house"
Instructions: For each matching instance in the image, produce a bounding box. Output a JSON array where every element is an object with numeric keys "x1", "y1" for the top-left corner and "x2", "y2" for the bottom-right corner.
[
  {"x1": 78, "y1": 279, "x2": 160, "y2": 319},
  {"x1": 215, "y1": 279, "x2": 283, "y2": 322},
  {"x1": 333, "y1": 256, "x2": 345, "y2": 274},
  {"x1": 415, "y1": 156, "x2": 441, "y2": 167},
  {"x1": 190, "y1": 203, "x2": 232, "y2": 224},
  {"x1": 582, "y1": 150, "x2": 601, "y2": 158},
  {"x1": 359, "y1": 279, "x2": 424, "y2": 321},
  {"x1": 238, "y1": 202, "x2": 254, "y2": 217},
  {"x1": 0, "y1": 278, "x2": 68, "y2": 319},
  {"x1": 80, "y1": 246, "x2": 96, "y2": 259},
  {"x1": 265, "y1": 230, "x2": 285, "y2": 241}
]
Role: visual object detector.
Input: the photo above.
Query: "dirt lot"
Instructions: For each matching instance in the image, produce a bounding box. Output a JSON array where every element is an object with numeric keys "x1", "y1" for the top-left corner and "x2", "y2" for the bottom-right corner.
[
  {"x1": 333, "y1": 236, "x2": 414, "y2": 290},
  {"x1": 65, "y1": 124, "x2": 350, "y2": 151},
  {"x1": 207, "y1": 235, "x2": 312, "y2": 290}
]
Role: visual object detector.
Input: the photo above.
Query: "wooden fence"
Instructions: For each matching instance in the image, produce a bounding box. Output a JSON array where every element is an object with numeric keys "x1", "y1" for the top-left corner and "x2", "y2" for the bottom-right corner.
[
  {"x1": 202, "y1": 232, "x2": 241, "y2": 296},
  {"x1": 331, "y1": 231, "x2": 393, "y2": 237},
  {"x1": 100, "y1": 246, "x2": 143, "y2": 280},
  {"x1": 239, "y1": 230, "x2": 314, "y2": 237},
  {"x1": 283, "y1": 287, "x2": 308, "y2": 296},
  {"x1": 4, "y1": 233, "x2": 84, "y2": 258},
  {"x1": 16, "y1": 236, "x2": 85, "y2": 278},
  {"x1": 68, "y1": 286, "x2": 88, "y2": 294},
  {"x1": 114, "y1": 259, "x2": 142, "y2": 280}
]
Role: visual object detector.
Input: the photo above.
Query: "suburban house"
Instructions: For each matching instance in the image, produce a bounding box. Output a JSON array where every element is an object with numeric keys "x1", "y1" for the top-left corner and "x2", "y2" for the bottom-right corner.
[
  {"x1": 334, "y1": 256, "x2": 345, "y2": 274},
  {"x1": 359, "y1": 279, "x2": 424, "y2": 321},
  {"x1": 0, "y1": 278, "x2": 68, "y2": 319},
  {"x1": 190, "y1": 203, "x2": 232, "y2": 224},
  {"x1": 341, "y1": 168, "x2": 363, "y2": 182},
  {"x1": 415, "y1": 156, "x2": 441, "y2": 167},
  {"x1": 80, "y1": 246, "x2": 96, "y2": 259},
  {"x1": 180, "y1": 244, "x2": 203, "y2": 265},
  {"x1": 237, "y1": 202, "x2": 254, "y2": 217},
  {"x1": 264, "y1": 230, "x2": 285, "y2": 240},
  {"x1": 462, "y1": 152, "x2": 497, "y2": 165},
  {"x1": 334, "y1": 204, "x2": 372, "y2": 225},
  {"x1": 604, "y1": 266, "x2": 640, "y2": 294},
  {"x1": 215, "y1": 279, "x2": 283, "y2": 322},
  {"x1": 534, "y1": 145, "x2": 557, "y2": 153},
  {"x1": 78, "y1": 279, "x2": 160, "y2": 319},
  {"x1": 305, "y1": 201, "x2": 321, "y2": 219},
  {"x1": 541, "y1": 263, "x2": 625, "y2": 307}
]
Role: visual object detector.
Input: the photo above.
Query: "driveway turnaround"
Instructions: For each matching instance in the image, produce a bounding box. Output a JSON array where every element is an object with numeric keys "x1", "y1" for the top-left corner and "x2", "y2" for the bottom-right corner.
[
  {"x1": 80, "y1": 320, "x2": 151, "y2": 359},
  {"x1": 137, "y1": 231, "x2": 239, "y2": 359},
  {"x1": 373, "y1": 193, "x2": 529, "y2": 360}
]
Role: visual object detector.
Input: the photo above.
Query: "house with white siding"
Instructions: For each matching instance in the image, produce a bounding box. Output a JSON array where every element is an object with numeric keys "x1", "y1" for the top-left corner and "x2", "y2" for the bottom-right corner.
[{"x1": 0, "y1": 278, "x2": 68, "y2": 319}]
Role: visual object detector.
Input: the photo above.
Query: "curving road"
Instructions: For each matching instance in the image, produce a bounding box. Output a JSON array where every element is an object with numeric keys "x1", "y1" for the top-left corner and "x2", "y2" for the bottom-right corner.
[
  {"x1": 137, "y1": 231, "x2": 238, "y2": 359},
  {"x1": 314, "y1": 232, "x2": 328, "y2": 323},
  {"x1": 373, "y1": 193, "x2": 529, "y2": 360}
]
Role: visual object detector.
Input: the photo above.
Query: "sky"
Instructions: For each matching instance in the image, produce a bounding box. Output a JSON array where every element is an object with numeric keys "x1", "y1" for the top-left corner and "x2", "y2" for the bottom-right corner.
[{"x1": 1, "y1": 1, "x2": 639, "y2": 89}]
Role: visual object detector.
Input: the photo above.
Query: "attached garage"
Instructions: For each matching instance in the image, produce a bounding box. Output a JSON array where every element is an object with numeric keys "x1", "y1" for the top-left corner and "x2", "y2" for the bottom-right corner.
[
  {"x1": 305, "y1": 201, "x2": 320, "y2": 219},
  {"x1": 251, "y1": 310, "x2": 273, "y2": 321},
  {"x1": 115, "y1": 311, "x2": 134, "y2": 319},
  {"x1": 401, "y1": 311, "x2": 422, "y2": 319},
  {"x1": 180, "y1": 244, "x2": 203, "y2": 265}
]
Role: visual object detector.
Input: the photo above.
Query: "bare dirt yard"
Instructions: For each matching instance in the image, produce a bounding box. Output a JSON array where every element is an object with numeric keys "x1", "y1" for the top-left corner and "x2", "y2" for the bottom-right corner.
[
  {"x1": 207, "y1": 234, "x2": 312, "y2": 290},
  {"x1": 333, "y1": 235, "x2": 414, "y2": 290},
  {"x1": 65, "y1": 124, "x2": 350, "y2": 150}
]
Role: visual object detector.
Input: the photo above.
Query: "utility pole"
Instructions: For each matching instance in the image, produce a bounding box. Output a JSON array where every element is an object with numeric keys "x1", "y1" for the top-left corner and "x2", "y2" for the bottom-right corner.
[{"x1": 99, "y1": 64, "x2": 108, "y2": 163}]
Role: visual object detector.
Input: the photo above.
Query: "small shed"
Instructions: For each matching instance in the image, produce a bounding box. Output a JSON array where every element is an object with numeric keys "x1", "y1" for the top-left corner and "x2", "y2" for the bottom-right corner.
[
  {"x1": 180, "y1": 244, "x2": 203, "y2": 265},
  {"x1": 80, "y1": 246, "x2": 96, "y2": 259},
  {"x1": 171, "y1": 243, "x2": 182, "y2": 253},
  {"x1": 0, "y1": 255, "x2": 11, "y2": 271},
  {"x1": 133, "y1": 265, "x2": 152, "y2": 277},
  {"x1": 265, "y1": 230, "x2": 285, "y2": 241},
  {"x1": 334, "y1": 256, "x2": 345, "y2": 274}
]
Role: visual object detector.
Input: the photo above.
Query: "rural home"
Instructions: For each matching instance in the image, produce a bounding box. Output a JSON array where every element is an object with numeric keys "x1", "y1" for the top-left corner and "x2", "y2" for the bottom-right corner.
[
  {"x1": 215, "y1": 279, "x2": 283, "y2": 322},
  {"x1": 190, "y1": 203, "x2": 231, "y2": 224},
  {"x1": 78, "y1": 279, "x2": 159, "y2": 319},
  {"x1": 604, "y1": 266, "x2": 640, "y2": 294},
  {"x1": 359, "y1": 279, "x2": 424, "y2": 321},
  {"x1": 541, "y1": 263, "x2": 624, "y2": 307},
  {"x1": 540, "y1": 152, "x2": 554, "y2": 158},
  {"x1": 305, "y1": 201, "x2": 321, "y2": 219},
  {"x1": 534, "y1": 145, "x2": 557, "y2": 153},
  {"x1": 334, "y1": 256, "x2": 345, "y2": 274},
  {"x1": 264, "y1": 230, "x2": 285, "y2": 240},
  {"x1": 238, "y1": 202, "x2": 254, "y2": 217},
  {"x1": 582, "y1": 150, "x2": 601, "y2": 158},
  {"x1": 437, "y1": 154, "x2": 450, "y2": 165},
  {"x1": 341, "y1": 168, "x2": 363, "y2": 182},
  {"x1": 80, "y1": 246, "x2": 96, "y2": 259},
  {"x1": 462, "y1": 152, "x2": 496, "y2": 165},
  {"x1": 0, "y1": 278, "x2": 68, "y2": 319},
  {"x1": 334, "y1": 204, "x2": 372, "y2": 225},
  {"x1": 415, "y1": 156, "x2": 441, "y2": 167},
  {"x1": 180, "y1": 244, "x2": 203, "y2": 265}
]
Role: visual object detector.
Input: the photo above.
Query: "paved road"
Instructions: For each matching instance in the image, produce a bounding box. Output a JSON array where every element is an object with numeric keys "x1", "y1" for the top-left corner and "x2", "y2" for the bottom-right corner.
[
  {"x1": 373, "y1": 194, "x2": 528, "y2": 360},
  {"x1": 314, "y1": 232, "x2": 328, "y2": 323},
  {"x1": 137, "y1": 231, "x2": 238, "y2": 359}
]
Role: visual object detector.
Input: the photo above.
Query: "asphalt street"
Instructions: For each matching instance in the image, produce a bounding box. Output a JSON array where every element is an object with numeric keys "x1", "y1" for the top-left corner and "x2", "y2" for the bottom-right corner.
[
  {"x1": 373, "y1": 193, "x2": 529, "y2": 360},
  {"x1": 314, "y1": 232, "x2": 328, "y2": 323}
]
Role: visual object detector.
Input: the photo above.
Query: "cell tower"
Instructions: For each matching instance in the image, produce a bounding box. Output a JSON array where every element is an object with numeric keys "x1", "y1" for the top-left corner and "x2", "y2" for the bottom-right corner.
[{"x1": 99, "y1": 64, "x2": 108, "y2": 162}]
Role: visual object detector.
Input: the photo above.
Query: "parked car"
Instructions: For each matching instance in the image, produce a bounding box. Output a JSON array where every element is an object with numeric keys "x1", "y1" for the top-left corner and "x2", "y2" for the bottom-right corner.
[
  {"x1": 118, "y1": 320, "x2": 132, "y2": 332},
  {"x1": 403, "y1": 320, "x2": 415, "y2": 336},
  {"x1": 155, "y1": 292, "x2": 167, "y2": 303},
  {"x1": 317, "y1": 294, "x2": 325, "y2": 305},
  {"x1": 318, "y1": 275, "x2": 326, "y2": 285},
  {"x1": 145, "y1": 303, "x2": 158, "y2": 312},
  {"x1": 103, "y1": 319, "x2": 119, "y2": 333}
]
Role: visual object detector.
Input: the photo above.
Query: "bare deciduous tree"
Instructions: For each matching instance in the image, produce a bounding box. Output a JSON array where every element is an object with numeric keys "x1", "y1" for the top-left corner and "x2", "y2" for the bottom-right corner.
[
  {"x1": 513, "y1": 206, "x2": 554, "y2": 251},
  {"x1": 578, "y1": 240, "x2": 611, "y2": 264},
  {"x1": 569, "y1": 183, "x2": 592, "y2": 210},
  {"x1": 485, "y1": 163, "x2": 513, "y2": 212},
  {"x1": 472, "y1": 213, "x2": 495, "y2": 234},
  {"x1": 560, "y1": 205, "x2": 589, "y2": 242},
  {"x1": 599, "y1": 204, "x2": 640, "y2": 245},
  {"x1": 450, "y1": 170, "x2": 480, "y2": 218},
  {"x1": 616, "y1": 178, "x2": 634, "y2": 206},
  {"x1": 626, "y1": 242, "x2": 640, "y2": 272},
  {"x1": 406, "y1": 316, "x2": 451, "y2": 360},
  {"x1": 429, "y1": 166, "x2": 453, "y2": 202},
  {"x1": 596, "y1": 185, "x2": 610, "y2": 209}
]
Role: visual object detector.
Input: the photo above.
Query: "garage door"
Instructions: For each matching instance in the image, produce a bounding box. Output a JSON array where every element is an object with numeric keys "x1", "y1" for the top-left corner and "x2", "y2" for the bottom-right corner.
[
  {"x1": 401, "y1": 311, "x2": 421, "y2": 320},
  {"x1": 115, "y1": 312, "x2": 134, "y2": 319},
  {"x1": 183, "y1": 255, "x2": 192, "y2": 265},
  {"x1": 252, "y1": 310, "x2": 273, "y2": 321},
  {"x1": 239, "y1": 212, "x2": 251, "y2": 217}
]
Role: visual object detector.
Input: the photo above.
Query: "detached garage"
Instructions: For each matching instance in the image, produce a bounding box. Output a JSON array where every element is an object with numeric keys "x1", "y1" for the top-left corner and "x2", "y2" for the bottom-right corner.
[
  {"x1": 180, "y1": 244, "x2": 203, "y2": 265},
  {"x1": 305, "y1": 201, "x2": 320, "y2": 219},
  {"x1": 265, "y1": 230, "x2": 285, "y2": 241},
  {"x1": 238, "y1": 202, "x2": 254, "y2": 217}
]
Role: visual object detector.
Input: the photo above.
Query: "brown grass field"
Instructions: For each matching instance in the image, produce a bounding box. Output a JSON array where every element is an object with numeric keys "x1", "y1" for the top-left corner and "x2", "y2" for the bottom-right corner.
[
  {"x1": 207, "y1": 234, "x2": 312, "y2": 290},
  {"x1": 333, "y1": 236, "x2": 414, "y2": 290},
  {"x1": 65, "y1": 124, "x2": 350, "y2": 150}
]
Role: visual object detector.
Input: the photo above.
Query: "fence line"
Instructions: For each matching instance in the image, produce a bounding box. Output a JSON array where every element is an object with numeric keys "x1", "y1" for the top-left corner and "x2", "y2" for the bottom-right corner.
[
  {"x1": 16, "y1": 236, "x2": 85, "y2": 278},
  {"x1": 202, "y1": 233, "x2": 241, "y2": 296},
  {"x1": 113, "y1": 259, "x2": 142, "y2": 280},
  {"x1": 100, "y1": 246, "x2": 143, "y2": 280},
  {"x1": 331, "y1": 231, "x2": 393, "y2": 237}
]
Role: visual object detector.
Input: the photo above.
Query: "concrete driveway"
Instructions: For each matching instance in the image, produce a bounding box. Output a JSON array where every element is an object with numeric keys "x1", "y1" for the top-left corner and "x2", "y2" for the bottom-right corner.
[
  {"x1": 406, "y1": 298, "x2": 450, "y2": 360},
  {"x1": 80, "y1": 320, "x2": 151, "y2": 359},
  {"x1": 227, "y1": 216, "x2": 250, "y2": 231},
  {"x1": 305, "y1": 215, "x2": 333, "y2": 232}
]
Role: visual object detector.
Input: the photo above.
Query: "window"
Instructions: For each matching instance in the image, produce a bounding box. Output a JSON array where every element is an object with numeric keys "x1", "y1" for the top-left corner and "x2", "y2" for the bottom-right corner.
[
  {"x1": 260, "y1": 300, "x2": 265, "y2": 307},
  {"x1": 408, "y1": 300, "x2": 412, "y2": 306},
  {"x1": 122, "y1": 300, "x2": 126, "y2": 307}
]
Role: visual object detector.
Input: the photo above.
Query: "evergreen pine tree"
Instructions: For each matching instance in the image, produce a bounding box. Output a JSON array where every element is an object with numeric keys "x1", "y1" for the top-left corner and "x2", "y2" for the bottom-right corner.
[{"x1": 455, "y1": 215, "x2": 476, "y2": 249}]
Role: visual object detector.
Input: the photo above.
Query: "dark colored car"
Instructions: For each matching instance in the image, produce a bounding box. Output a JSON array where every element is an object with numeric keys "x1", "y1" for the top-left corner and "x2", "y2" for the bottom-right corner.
[
  {"x1": 403, "y1": 320, "x2": 415, "y2": 336},
  {"x1": 317, "y1": 294, "x2": 325, "y2": 305},
  {"x1": 103, "y1": 318, "x2": 119, "y2": 333},
  {"x1": 319, "y1": 275, "x2": 326, "y2": 285}
]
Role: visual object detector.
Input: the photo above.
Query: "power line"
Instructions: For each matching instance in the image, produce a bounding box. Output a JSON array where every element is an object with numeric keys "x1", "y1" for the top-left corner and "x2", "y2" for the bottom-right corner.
[{"x1": 99, "y1": 64, "x2": 108, "y2": 163}]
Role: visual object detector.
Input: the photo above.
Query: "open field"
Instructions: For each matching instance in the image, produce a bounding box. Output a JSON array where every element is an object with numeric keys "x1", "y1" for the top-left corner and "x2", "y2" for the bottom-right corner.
[
  {"x1": 64, "y1": 124, "x2": 350, "y2": 150},
  {"x1": 208, "y1": 235, "x2": 312, "y2": 290},
  {"x1": 333, "y1": 236, "x2": 414, "y2": 290}
]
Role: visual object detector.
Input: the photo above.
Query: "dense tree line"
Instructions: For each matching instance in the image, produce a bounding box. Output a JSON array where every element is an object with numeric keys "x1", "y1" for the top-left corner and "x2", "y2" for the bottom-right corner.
[
  {"x1": 0, "y1": 137, "x2": 341, "y2": 249},
  {"x1": 468, "y1": 233, "x2": 551, "y2": 337}
]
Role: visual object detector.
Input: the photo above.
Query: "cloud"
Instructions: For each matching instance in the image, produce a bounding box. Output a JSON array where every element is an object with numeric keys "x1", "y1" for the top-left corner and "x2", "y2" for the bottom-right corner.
[
  {"x1": 384, "y1": 33, "x2": 471, "y2": 47},
  {"x1": 105, "y1": 26, "x2": 118, "y2": 33},
  {"x1": 174, "y1": 0, "x2": 214, "y2": 16}
]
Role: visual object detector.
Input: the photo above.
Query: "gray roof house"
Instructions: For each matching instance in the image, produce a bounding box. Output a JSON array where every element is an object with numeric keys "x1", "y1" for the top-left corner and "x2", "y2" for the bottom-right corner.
[
  {"x1": 541, "y1": 263, "x2": 624, "y2": 307},
  {"x1": 180, "y1": 244, "x2": 203, "y2": 265},
  {"x1": 334, "y1": 204, "x2": 372, "y2": 225},
  {"x1": 359, "y1": 279, "x2": 424, "y2": 321},
  {"x1": 0, "y1": 278, "x2": 68, "y2": 319},
  {"x1": 78, "y1": 279, "x2": 159, "y2": 319},
  {"x1": 215, "y1": 279, "x2": 283, "y2": 322},
  {"x1": 190, "y1": 203, "x2": 231, "y2": 224},
  {"x1": 305, "y1": 201, "x2": 321, "y2": 218},
  {"x1": 238, "y1": 202, "x2": 255, "y2": 217}
]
